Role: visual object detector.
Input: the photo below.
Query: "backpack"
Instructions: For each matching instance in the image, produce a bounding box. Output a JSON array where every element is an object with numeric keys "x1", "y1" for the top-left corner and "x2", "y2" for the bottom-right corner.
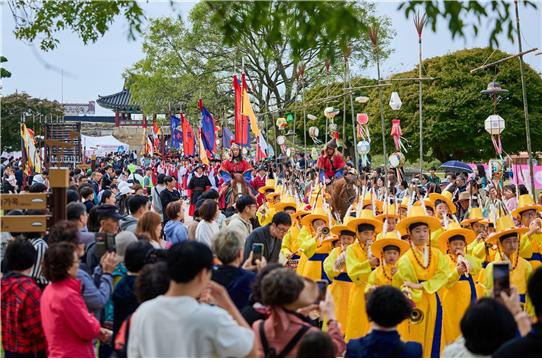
[{"x1": 258, "y1": 320, "x2": 310, "y2": 357}]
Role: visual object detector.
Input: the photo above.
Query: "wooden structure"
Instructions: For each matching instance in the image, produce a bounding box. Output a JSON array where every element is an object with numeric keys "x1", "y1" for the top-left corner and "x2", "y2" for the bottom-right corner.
[
  {"x1": 44, "y1": 122, "x2": 83, "y2": 169},
  {"x1": 97, "y1": 88, "x2": 145, "y2": 127},
  {"x1": 0, "y1": 168, "x2": 69, "y2": 232}
]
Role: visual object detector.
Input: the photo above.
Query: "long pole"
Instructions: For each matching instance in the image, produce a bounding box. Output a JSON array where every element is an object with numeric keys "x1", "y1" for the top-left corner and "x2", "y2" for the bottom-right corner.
[
  {"x1": 418, "y1": 32, "x2": 423, "y2": 174},
  {"x1": 375, "y1": 50, "x2": 389, "y2": 184},
  {"x1": 302, "y1": 82, "x2": 307, "y2": 177},
  {"x1": 347, "y1": 58, "x2": 359, "y2": 170},
  {"x1": 514, "y1": 0, "x2": 535, "y2": 195}
]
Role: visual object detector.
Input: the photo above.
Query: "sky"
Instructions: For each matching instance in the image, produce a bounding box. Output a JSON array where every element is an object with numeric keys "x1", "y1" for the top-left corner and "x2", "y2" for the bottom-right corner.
[{"x1": 1, "y1": 0, "x2": 541, "y2": 116}]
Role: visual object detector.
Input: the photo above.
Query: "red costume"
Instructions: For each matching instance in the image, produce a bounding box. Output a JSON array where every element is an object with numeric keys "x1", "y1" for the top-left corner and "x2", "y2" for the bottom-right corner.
[
  {"x1": 317, "y1": 149, "x2": 346, "y2": 180},
  {"x1": 220, "y1": 158, "x2": 252, "y2": 175},
  {"x1": 251, "y1": 175, "x2": 267, "y2": 206}
]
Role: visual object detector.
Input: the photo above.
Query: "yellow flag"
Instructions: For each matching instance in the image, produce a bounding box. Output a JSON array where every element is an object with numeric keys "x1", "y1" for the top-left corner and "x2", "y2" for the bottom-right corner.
[
  {"x1": 242, "y1": 86, "x2": 261, "y2": 137},
  {"x1": 198, "y1": 130, "x2": 209, "y2": 165}
]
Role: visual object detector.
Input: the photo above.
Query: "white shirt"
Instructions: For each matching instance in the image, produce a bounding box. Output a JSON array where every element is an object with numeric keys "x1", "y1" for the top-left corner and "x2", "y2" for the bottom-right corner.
[
  {"x1": 127, "y1": 296, "x2": 254, "y2": 358},
  {"x1": 195, "y1": 220, "x2": 220, "y2": 248}
]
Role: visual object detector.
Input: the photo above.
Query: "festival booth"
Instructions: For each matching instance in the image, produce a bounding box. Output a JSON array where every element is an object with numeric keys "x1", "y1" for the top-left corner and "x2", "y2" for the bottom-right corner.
[{"x1": 81, "y1": 135, "x2": 129, "y2": 157}]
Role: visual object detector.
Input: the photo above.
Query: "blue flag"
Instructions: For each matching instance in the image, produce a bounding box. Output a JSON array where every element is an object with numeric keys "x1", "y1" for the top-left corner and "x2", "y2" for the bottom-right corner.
[
  {"x1": 170, "y1": 115, "x2": 183, "y2": 150},
  {"x1": 200, "y1": 104, "x2": 215, "y2": 155},
  {"x1": 222, "y1": 127, "x2": 234, "y2": 149}
]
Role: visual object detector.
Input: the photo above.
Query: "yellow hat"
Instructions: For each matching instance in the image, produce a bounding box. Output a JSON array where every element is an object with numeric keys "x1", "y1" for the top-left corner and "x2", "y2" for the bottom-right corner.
[
  {"x1": 376, "y1": 203, "x2": 400, "y2": 221},
  {"x1": 437, "y1": 222, "x2": 476, "y2": 253},
  {"x1": 362, "y1": 192, "x2": 383, "y2": 212},
  {"x1": 511, "y1": 194, "x2": 542, "y2": 218},
  {"x1": 301, "y1": 206, "x2": 329, "y2": 228},
  {"x1": 330, "y1": 216, "x2": 356, "y2": 236},
  {"x1": 275, "y1": 195, "x2": 298, "y2": 212},
  {"x1": 292, "y1": 203, "x2": 311, "y2": 219},
  {"x1": 414, "y1": 198, "x2": 435, "y2": 211},
  {"x1": 460, "y1": 207, "x2": 489, "y2": 227},
  {"x1": 486, "y1": 214, "x2": 528, "y2": 245},
  {"x1": 346, "y1": 209, "x2": 384, "y2": 234},
  {"x1": 399, "y1": 196, "x2": 410, "y2": 209},
  {"x1": 265, "y1": 192, "x2": 281, "y2": 201},
  {"x1": 371, "y1": 231, "x2": 410, "y2": 257},
  {"x1": 258, "y1": 179, "x2": 276, "y2": 194},
  {"x1": 429, "y1": 190, "x2": 457, "y2": 214},
  {"x1": 396, "y1": 205, "x2": 441, "y2": 235}
]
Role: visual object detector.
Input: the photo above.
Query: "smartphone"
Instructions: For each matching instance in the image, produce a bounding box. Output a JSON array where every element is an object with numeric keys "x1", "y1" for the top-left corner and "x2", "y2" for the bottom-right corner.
[
  {"x1": 94, "y1": 232, "x2": 116, "y2": 259},
  {"x1": 316, "y1": 280, "x2": 329, "y2": 303},
  {"x1": 252, "y1": 243, "x2": 264, "y2": 265},
  {"x1": 493, "y1": 262, "x2": 510, "y2": 298}
]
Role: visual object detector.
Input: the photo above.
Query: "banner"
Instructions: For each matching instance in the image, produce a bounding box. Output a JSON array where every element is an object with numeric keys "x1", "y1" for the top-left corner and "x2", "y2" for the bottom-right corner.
[
  {"x1": 198, "y1": 128, "x2": 209, "y2": 165},
  {"x1": 198, "y1": 99, "x2": 216, "y2": 156},
  {"x1": 181, "y1": 112, "x2": 195, "y2": 156},
  {"x1": 241, "y1": 73, "x2": 260, "y2": 137},
  {"x1": 170, "y1": 115, "x2": 182, "y2": 150},
  {"x1": 233, "y1": 74, "x2": 250, "y2": 146},
  {"x1": 222, "y1": 127, "x2": 234, "y2": 149}
]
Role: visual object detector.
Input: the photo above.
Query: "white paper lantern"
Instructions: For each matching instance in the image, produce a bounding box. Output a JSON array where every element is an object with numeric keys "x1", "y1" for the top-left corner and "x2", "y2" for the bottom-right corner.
[
  {"x1": 484, "y1": 114, "x2": 505, "y2": 135},
  {"x1": 307, "y1": 114, "x2": 317, "y2": 121},
  {"x1": 355, "y1": 96, "x2": 370, "y2": 104},
  {"x1": 277, "y1": 135, "x2": 286, "y2": 145},
  {"x1": 357, "y1": 141, "x2": 370, "y2": 155},
  {"x1": 308, "y1": 126, "x2": 319, "y2": 138},
  {"x1": 389, "y1": 92, "x2": 402, "y2": 110}
]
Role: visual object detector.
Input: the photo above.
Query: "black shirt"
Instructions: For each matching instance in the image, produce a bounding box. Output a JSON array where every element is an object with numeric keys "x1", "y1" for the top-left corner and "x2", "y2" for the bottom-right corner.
[
  {"x1": 243, "y1": 225, "x2": 282, "y2": 264},
  {"x1": 493, "y1": 322, "x2": 542, "y2": 357},
  {"x1": 159, "y1": 188, "x2": 181, "y2": 221}
]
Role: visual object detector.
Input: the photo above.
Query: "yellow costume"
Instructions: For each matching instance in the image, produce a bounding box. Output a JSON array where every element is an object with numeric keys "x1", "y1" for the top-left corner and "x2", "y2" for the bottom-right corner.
[
  {"x1": 436, "y1": 222, "x2": 482, "y2": 345},
  {"x1": 323, "y1": 247, "x2": 352, "y2": 331},
  {"x1": 512, "y1": 194, "x2": 542, "y2": 270},
  {"x1": 522, "y1": 232, "x2": 542, "y2": 270},
  {"x1": 298, "y1": 206, "x2": 333, "y2": 281},
  {"x1": 256, "y1": 192, "x2": 279, "y2": 226},
  {"x1": 394, "y1": 205, "x2": 449, "y2": 358}
]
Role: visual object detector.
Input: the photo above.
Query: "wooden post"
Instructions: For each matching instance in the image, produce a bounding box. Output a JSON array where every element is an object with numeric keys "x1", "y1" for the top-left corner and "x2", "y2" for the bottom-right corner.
[{"x1": 48, "y1": 168, "x2": 69, "y2": 226}]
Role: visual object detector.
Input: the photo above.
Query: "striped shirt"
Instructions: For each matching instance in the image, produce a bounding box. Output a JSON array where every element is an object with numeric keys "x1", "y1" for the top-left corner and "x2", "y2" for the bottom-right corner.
[{"x1": 30, "y1": 238, "x2": 48, "y2": 287}]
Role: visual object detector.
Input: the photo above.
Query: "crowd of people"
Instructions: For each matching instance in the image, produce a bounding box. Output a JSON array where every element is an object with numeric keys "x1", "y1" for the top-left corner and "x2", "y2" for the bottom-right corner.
[{"x1": 1, "y1": 139, "x2": 541, "y2": 358}]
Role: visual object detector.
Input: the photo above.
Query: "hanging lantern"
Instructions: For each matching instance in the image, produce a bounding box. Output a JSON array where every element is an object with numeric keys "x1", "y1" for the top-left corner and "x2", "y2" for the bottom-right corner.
[
  {"x1": 307, "y1": 114, "x2": 317, "y2": 121},
  {"x1": 277, "y1": 135, "x2": 286, "y2": 145},
  {"x1": 357, "y1": 140, "x2": 370, "y2": 155},
  {"x1": 276, "y1": 117, "x2": 288, "y2": 129},
  {"x1": 484, "y1": 114, "x2": 505, "y2": 135},
  {"x1": 324, "y1": 107, "x2": 340, "y2": 119},
  {"x1": 286, "y1": 113, "x2": 294, "y2": 122},
  {"x1": 355, "y1": 96, "x2": 370, "y2": 104},
  {"x1": 309, "y1": 126, "x2": 321, "y2": 144},
  {"x1": 389, "y1": 92, "x2": 402, "y2": 110},
  {"x1": 388, "y1": 152, "x2": 406, "y2": 169}
]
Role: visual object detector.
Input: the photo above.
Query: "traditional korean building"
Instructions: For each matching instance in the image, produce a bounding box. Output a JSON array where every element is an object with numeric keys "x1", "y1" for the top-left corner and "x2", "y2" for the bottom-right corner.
[{"x1": 97, "y1": 88, "x2": 146, "y2": 127}]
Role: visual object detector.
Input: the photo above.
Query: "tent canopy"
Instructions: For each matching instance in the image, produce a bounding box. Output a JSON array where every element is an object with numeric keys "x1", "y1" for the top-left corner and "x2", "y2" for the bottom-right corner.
[{"x1": 81, "y1": 135, "x2": 129, "y2": 156}]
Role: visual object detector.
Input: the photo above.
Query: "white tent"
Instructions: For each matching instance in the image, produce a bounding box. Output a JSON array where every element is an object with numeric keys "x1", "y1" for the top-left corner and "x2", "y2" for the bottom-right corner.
[{"x1": 81, "y1": 135, "x2": 129, "y2": 157}]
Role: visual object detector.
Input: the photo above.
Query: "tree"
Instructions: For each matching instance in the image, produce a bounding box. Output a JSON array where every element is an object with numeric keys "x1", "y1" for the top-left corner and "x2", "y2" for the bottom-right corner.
[
  {"x1": 297, "y1": 48, "x2": 542, "y2": 163},
  {"x1": 1, "y1": 92, "x2": 63, "y2": 151},
  {"x1": 125, "y1": 2, "x2": 392, "y2": 133},
  {"x1": 1, "y1": 56, "x2": 11, "y2": 78}
]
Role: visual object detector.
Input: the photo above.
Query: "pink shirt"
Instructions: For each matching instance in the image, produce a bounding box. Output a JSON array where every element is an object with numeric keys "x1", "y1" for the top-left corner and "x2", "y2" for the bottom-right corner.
[
  {"x1": 40, "y1": 277, "x2": 101, "y2": 358},
  {"x1": 253, "y1": 307, "x2": 345, "y2": 357}
]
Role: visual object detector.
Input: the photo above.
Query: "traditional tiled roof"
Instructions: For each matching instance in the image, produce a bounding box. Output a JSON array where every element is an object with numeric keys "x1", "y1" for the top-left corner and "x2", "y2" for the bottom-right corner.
[{"x1": 97, "y1": 88, "x2": 141, "y2": 112}]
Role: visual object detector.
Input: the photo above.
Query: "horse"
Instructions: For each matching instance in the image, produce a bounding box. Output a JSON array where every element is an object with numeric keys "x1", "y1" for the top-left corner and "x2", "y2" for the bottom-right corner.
[
  {"x1": 325, "y1": 174, "x2": 362, "y2": 221},
  {"x1": 218, "y1": 173, "x2": 257, "y2": 216}
]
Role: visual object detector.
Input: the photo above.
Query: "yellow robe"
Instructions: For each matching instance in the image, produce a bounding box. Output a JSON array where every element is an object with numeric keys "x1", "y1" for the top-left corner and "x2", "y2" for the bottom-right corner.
[
  {"x1": 256, "y1": 203, "x2": 276, "y2": 226},
  {"x1": 522, "y1": 233, "x2": 542, "y2": 270},
  {"x1": 440, "y1": 254, "x2": 482, "y2": 346},
  {"x1": 280, "y1": 224, "x2": 307, "y2": 274},
  {"x1": 323, "y1": 247, "x2": 352, "y2": 332},
  {"x1": 298, "y1": 226, "x2": 333, "y2": 281},
  {"x1": 344, "y1": 241, "x2": 372, "y2": 341},
  {"x1": 479, "y1": 254, "x2": 533, "y2": 315},
  {"x1": 392, "y1": 246, "x2": 450, "y2": 358}
]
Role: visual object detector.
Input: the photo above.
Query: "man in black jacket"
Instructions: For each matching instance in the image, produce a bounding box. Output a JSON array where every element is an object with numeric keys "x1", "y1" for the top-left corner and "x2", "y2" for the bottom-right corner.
[
  {"x1": 243, "y1": 212, "x2": 291, "y2": 264},
  {"x1": 493, "y1": 267, "x2": 542, "y2": 357},
  {"x1": 159, "y1": 176, "x2": 180, "y2": 222}
]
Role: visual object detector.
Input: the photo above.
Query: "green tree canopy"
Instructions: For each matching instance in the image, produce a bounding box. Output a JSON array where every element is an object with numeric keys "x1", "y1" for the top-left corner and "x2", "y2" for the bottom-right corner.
[
  {"x1": 1, "y1": 56, "x2": 11, "y2": 78},
  {"x1": 294, "y1": 48, "x2": 542, "y2": 163},
  {"x1": 1, "y1": 92, "x2": 63, "y2": 151}
]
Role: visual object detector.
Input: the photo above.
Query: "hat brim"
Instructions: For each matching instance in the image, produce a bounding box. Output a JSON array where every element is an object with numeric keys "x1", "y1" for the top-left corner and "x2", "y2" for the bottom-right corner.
[
  {"x1": 376, "y1": 212, "x2": 400, "y2": 221},
  {"x1": 346, "y1": 217, "x2": 384, "y2": 234},
  {"x1": 265, "y1": 192, "x2": 280, "y2": 201},
  {"x1": 330, "y1": 225, "x2": 356, "y2": 236},
  {"x1": 429, "y1": 193, "x2": 457, "y2": 214},
  {"x1": 293, "y1": 210, "x2": 310, "y2": 219},
  {"x1": 437, "y1": 228, "x2": 476, "y2": 253},
  {"x1": 396, "y1": 216, "x2": 442, "y2": 235},
  {"x1": 486, "y1": 227, "x2": 528, "y2": 245},
  {"x1": 275, "y1": 202, "x2": 297, "y2": 212},
  {"x1": 301, "y1": 214, "x2": 329, "y2": 228},
  {"x1": 371, "y1": 238, "x2": 410, "y2": 257},
  {"x1": 363, "y1": 200, "x2": 383, "y2": 212},
  {"x1": 511, "y1": 205, "x2": 542, "y2": 218},
  {"x1": 460, "y1": 218, "x2": 489, "y2": 227},
  {"x1": 259, "y1": 186, "x2": 275, "y2": 194}
]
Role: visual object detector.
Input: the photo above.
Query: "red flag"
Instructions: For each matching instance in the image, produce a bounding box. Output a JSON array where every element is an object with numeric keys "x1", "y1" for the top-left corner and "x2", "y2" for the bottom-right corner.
[
  {"x1": 181, "y1": 112, "x2": 195, "y2": 156},
  {"x1": 233, "y1": 75, "x2": 249, "y2": 146}
]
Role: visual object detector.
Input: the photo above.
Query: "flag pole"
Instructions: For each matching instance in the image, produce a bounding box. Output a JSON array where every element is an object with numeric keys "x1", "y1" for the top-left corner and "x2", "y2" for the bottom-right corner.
[{"x1": 414, "y1": 12, "x2": 426, "y2": 175}]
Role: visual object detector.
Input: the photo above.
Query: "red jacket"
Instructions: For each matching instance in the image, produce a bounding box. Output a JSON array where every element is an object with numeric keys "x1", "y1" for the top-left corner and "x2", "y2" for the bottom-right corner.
[
  {"x1": 1, "y1": 272, "x2": 46, "y2": 355},
  {"x1": 40, "y1": 277, "x2": 101, "y2": 358},
  {"x1": 317, "y1": 151, "x2": 346, "y2": 179}
]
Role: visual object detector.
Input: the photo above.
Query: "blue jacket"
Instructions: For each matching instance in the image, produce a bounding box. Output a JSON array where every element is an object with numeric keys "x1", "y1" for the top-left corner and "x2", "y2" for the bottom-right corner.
[
  {"x1": 77, "y1": 265, "x2": 113, "y2": 319},
  {"x1": 163, "y1": 220, "x2": 189, "y2": 246},
  {"x1": 346, "y1": 329, "x2": 422, "y2": 358}
]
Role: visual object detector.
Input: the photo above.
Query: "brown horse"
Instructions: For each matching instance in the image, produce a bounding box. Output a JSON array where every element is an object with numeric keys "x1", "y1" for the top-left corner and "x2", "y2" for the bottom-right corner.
[
  {"x1": 218, "y1": 173, "x2": 256, "y2": 213},
  {"x1": 325, "y1": 174, "x2": 362, "y2": 221}
]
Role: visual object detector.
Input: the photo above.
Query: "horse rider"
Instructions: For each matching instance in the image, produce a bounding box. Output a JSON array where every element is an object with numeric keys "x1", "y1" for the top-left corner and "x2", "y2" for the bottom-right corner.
[
  {"x1": 219, "y1": 142, "x2": 253, "y2": 182},
  {"x1": 317, "y1": 138, "x2": 346, "y2": 184}
]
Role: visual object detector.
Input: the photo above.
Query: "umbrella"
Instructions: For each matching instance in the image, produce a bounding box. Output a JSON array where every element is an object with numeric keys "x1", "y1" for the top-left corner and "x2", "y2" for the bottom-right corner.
[{"x1": 439, "y1": 160, "x2": 473, "y2": 173}]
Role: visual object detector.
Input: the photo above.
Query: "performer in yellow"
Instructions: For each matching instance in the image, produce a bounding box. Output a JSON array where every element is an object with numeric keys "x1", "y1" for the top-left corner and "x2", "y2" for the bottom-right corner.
[
  {"x1": 344, "y1": 209, "x2": 383, "y2": 341},
  {"x1": 376, "y1": 203, "x2": 400, "y2": 234},
  {"x1": 298, "y1": 205, "x2": 334, "y2": 281},
  {"x1": 323, "y1": 220, "x2": 357, "y2": 331},
  {"x1": 479, "y1": 214, "x2": 533, "y2": 313},
  {"x1": 429, "y1": 191, "x2": 457, "y2": 248},
  {"x1": 512, "y1": 193, "x2": 542, "y2": 270},
  {"x1": 256, "y1": 191, "x2": 280, "y2": 226},
  {"x1": 279, "y1": 197, "x2": 310, "y2": 274},
  {"x1": 461, "y1": 207, "x2": 489, "y2": 260},
  {"x1": 392, "y1": 205, "x2": 450, "y2": 358},
  {"x1": 437, "y1": 222, "x2": 482, "y2": 345},
  {"x1": 367, "y1": 231, "x2": 409, "y2": 290}
]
